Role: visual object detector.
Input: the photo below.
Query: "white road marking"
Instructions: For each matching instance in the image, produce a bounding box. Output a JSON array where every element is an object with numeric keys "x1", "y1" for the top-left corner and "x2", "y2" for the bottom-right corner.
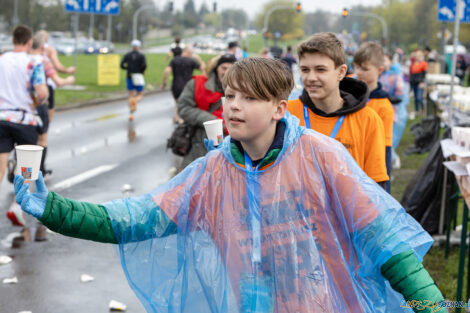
[{"x1": 51, "y1": 164, "x2": 118, "y2": 191}]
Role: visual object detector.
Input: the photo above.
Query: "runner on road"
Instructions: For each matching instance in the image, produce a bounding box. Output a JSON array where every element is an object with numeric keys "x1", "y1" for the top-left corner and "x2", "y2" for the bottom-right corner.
[
  {"x1": 120, "y1": 40, "x2": 147, "y2": 120},
  {"x1": 162, "y1": 46, "x2": 205, "y2": 124}
]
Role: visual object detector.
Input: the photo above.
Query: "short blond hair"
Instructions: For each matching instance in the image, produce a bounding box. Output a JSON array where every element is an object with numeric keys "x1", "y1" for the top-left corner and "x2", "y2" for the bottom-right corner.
[
  {"x1": 353, "y1": 42, "x2": 384, "y2": 68},
  {"x1": 222, "y1": 57, "x2": 294, "y2": 102},
  {"x1": 297, "y1": 32, "x2": 345, "y2": 67}
]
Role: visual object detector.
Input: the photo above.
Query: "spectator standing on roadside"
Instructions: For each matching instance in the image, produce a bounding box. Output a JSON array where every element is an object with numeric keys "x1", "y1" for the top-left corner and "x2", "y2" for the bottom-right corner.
[
  {"x1": 0, "y1": 25, "x2": 48, "y2": 226},
  {"x1": 227, "y1": 41, "x2": 243, "y2": 60},
  {"x1": 259, "y1": 48, "x2": 273, "y2": 59},
  {"x1": 120, "y1": 39, "x2": 147, "y2": 120},
  {"x1": 380, "y1": 53, "x2": 409, "y2": 154},
  {"x1": 166, "y1": 37, "x2": 184, "y2": 62},
  {"x1": 353, "y1": 42, "x2": 394, "y2": 193},
  {"x1": 162, "y1": 46, "x2": 205, "y2": 124},
  {"x1": 29, "y1": 33, "x2": 75, "y2": 177},
  {"x1": 177, "y1": 54, "x2": 236, "y2": 170},
  {"x1": 34, "y1": 30, "x2": 75, "y2": 175},
  {"x1": 281, "y1": 45, "x2": 297, "y2": 72},
  {"x1": 456, "y1": 54, "x2": 467, "y2": 85},
  {"x1": 409, "y1": 50, "x2": 427, "y2": 119}
]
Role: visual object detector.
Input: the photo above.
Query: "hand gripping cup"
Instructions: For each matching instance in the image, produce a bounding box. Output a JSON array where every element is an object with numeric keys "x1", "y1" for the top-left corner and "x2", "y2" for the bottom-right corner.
[
  {"x1": 203, "y1": 119, "x2": 224, "y2": 146},
  {"x1": 15, "y1": 145, "x2": 44, "y2": 181}
]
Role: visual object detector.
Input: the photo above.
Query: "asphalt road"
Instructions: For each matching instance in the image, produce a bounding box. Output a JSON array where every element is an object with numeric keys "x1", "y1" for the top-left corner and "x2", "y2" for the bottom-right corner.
[{"x1": 0, "y1": 91, "x2": 181, "y2": 313}]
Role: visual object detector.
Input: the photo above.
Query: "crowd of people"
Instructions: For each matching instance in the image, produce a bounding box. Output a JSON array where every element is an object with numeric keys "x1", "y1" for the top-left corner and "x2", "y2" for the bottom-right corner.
[{"x1": 2, "y1": 25, "x2": 451, "y2": 312}]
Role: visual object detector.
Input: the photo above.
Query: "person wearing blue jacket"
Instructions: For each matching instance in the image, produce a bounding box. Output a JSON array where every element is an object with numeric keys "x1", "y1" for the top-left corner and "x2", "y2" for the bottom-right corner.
[{"x1": 15, "y1": 57, "x2": 445, "y2": 313}]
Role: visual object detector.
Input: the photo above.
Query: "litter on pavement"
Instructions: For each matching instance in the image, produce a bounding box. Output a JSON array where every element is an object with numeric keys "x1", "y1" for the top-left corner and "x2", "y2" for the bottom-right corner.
[
  {"x1": 0, "y1": 255, "x2": 13, "y2": 265},
  {"x1": 3, "y1": 276, "x2": 18, "y2": 284},
  {"x1": 80, "y1": 274, "x2": 94, "y2": 283},
  {"x1": 109, "y1": 299, "x2": 127, "y2": 311}
]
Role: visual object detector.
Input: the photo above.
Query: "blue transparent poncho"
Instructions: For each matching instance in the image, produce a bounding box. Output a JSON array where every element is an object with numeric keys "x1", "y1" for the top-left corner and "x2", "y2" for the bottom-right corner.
[
  {"x1": 380, "y1": 63, "x2": 409, "y2": 150},
  {"x1": 104, "y1": 113, "x2": 431, "y2": 313}
]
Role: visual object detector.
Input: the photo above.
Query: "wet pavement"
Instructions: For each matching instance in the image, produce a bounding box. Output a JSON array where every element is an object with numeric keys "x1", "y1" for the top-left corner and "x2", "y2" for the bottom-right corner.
[{"x1": 0, "y1": 91, "x2": 181, "y2": 313}]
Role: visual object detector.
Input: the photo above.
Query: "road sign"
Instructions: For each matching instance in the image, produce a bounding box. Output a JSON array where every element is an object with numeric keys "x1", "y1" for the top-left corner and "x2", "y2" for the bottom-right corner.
[
  {"x1": 97, "y1": 54, "x2": 120, "y2": 86},
  {"x1": 65, "y1": 0, "x2": 120, "y2": 15},
  {"x1": 438, "y1": 0, "x2": 470, "y2": 23}
]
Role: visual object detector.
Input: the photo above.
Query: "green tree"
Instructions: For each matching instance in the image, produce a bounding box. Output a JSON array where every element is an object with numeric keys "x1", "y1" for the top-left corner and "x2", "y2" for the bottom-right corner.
[
  {"x1": 183, "y1": 0, "x2": 198, "y2": 27},
  {"x1": 198, "y1": 2, "x2": 210, "y2": 19},
  {"x1": 204, "y1": 12, "x2": 221, "y2": 30},
  {"x1": 303, "y1": 10, "x2": 333, "y2": 35},
  {"x1": 255, "y1": 0, "x2": 304, "y2": 40}
]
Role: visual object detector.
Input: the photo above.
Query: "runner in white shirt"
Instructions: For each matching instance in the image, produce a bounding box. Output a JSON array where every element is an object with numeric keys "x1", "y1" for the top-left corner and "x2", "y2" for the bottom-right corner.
[{"x1": 0, "y1": 25, "x2": 48, "y2": 226}]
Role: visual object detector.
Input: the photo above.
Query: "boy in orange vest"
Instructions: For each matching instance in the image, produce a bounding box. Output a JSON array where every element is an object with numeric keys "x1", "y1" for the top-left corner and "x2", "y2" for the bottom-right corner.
[
  {"x1": 287, "y1": 32, "x2": 389, "y2": 189},
  {"x1": 354, "y1": 42, "x2": 394, "y2": 193}
]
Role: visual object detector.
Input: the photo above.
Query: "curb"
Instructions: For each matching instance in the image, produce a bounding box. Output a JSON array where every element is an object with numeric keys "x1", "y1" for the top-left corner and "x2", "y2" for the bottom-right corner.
[{"x1": 55, "y1": 88, "x2": 167, "y2": 112}]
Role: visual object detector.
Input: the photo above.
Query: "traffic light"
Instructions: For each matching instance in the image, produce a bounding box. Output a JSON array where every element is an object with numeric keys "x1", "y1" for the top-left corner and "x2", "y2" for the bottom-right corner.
[
  {"x1": 342, "y1": 8, "x2": 348, "y2": 18},
  {"x1": 264, "y1": 31, "x2": 269, "y2": 39},
  {"x1": 296, "y1": 2, "x2": 301, "y2": 13},
  {"x1": 213, "y1": 1, "x2": 217, "y2": 13},
  {"x1": 169, "y1": 1, "x2": 173, "y2": 12}
]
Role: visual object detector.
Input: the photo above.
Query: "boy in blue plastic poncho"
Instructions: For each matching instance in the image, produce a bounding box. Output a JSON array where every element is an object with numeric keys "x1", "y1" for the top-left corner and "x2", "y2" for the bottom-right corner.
[{"x1": 15, "y1": 58, "x2": 445, "y2": 313}]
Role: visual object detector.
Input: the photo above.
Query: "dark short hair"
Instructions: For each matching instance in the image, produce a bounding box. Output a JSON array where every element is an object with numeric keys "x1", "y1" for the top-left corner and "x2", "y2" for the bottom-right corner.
[
  {"x1": 222, "y1": 57, "x2": 294, "y2": 102},
  {"x1": 297, "y1": 32, "x2": 346, "y2": 67},
  {"x1": 13, "y1": 25, "x2": 32, "y2": 45},
  {"x1": 228, "y1": 41, "x2": 238, "y2": 49}
]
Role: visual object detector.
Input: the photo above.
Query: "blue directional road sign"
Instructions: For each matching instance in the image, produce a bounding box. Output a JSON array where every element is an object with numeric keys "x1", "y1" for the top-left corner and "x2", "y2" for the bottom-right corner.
[
  {"x1": 65, "y1": 0, "x2": 120, "y2": 15},
  {"x1": 438, "y1": 0, "x2": 470, "y2": 23}
]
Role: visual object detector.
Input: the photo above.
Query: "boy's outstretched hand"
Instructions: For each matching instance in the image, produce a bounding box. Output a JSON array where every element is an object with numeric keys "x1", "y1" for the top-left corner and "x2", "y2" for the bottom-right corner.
[
  {"x1": 204, "y1": 138, "x2": 217, "y2": 151},
  {"x1": 14, "y1": 172, "x2": 48, "y2": 219}
]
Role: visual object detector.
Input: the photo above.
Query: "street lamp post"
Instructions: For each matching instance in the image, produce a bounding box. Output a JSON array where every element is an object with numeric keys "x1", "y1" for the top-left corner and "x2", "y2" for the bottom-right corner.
[
  {"x1": 133, "y1": 4, "x2": 155, "y2": 41},
  {"x1": 262, "y1": 4, "x2": 297, "y2": 47},
  {"x1": 12, "y1": 0, "x2": 19, "y2": 27}
]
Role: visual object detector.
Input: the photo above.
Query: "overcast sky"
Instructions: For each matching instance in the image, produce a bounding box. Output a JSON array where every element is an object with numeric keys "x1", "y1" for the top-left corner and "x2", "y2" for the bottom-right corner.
[{"x1": 170, "y1": 0, "x2": 384, "y2": 17}]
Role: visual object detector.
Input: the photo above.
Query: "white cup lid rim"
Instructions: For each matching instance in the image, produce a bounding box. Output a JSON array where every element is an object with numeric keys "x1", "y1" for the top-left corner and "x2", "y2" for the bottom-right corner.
[
  {"x1": 203, "y1": 119, "x2": 223, "y2": 125},
  {"x1": 15, "y1": 145, "x2": 44, "y2": 151}
]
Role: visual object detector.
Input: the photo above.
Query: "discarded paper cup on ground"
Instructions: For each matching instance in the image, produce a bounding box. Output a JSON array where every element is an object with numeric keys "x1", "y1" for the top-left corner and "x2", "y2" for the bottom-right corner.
[
  {"x1": 15, "y1": 145, "x2": 43, "y2": 181},
  {"x1": 0, "y1": 255, "x2": 13, "y2": 265},
  {"x1": 109, "y1": 300, "x2": 127, "y2": 311},
  {"x1": 203, "y1": 119, "x2": 223, "y2": 146}
]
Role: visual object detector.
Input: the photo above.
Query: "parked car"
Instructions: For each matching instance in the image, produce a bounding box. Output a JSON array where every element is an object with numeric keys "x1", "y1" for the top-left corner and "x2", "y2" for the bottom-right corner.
[
  {"x1": 0, "y1": 34, "x2": 13, "y2": 53},
  {"x1": 82, "y1": 40, "x2": 114, "y2": 54},
  {"x1": 54, "y1": 38, "x2": 76, "y2": 56}
]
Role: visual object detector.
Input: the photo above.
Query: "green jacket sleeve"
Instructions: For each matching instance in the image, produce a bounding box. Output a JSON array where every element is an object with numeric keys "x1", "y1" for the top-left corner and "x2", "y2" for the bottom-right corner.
[
  {"x1": 381, "y1": 250, "x2": 445, "y2": 312},
  {"x1": 40, "y1": 192, "x2": 117, "y2": 243},
  {"x1": 39, "y1": 192, "x2": 178, "y2": 244}
]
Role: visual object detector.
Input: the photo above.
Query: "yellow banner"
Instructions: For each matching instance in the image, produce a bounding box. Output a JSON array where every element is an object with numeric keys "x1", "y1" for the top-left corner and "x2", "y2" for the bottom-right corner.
[{"x1": 97, "y1": 54, "x2": 120, "y2": 86}]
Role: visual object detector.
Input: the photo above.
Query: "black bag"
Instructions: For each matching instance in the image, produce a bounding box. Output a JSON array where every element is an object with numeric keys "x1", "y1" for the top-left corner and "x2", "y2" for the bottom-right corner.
[
  {"x1": 404, "y1": 116, "x2": 440, "y2": 155},
  {"x1": 166, "y1": 123, "x2": 194, "y2": 156}
]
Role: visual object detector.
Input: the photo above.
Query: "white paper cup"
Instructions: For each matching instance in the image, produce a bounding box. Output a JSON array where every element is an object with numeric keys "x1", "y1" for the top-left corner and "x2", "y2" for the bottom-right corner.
[
  {"x1": 15, "y1": 145, "x2": 44, "y2": 181},
  {"x1": 203, "y1": 119, "x2": 224, "y2": 146}
]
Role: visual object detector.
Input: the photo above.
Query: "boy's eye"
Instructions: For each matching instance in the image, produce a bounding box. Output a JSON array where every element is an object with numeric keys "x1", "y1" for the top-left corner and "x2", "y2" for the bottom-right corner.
[
  {"x1": 246, "y1": 96, "x2": 256, "y2": 101},
  {"x1": 226, "y1": 94, "x2": 234, "y2": 99}
]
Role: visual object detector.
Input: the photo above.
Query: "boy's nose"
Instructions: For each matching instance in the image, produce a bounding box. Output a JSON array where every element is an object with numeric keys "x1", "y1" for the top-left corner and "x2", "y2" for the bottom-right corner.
[
  {"x1": 229, "y1": 99, "x2": 241, "y2": 110},
  {"x1": 306, "y1": 71, "x2": 318, "y2": 82}
]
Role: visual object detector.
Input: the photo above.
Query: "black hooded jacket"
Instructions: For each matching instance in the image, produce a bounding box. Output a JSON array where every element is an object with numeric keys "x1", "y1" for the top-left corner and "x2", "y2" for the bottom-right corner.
[{"x1": 299, "y1": 77, "x2": 370, "y2": 117}]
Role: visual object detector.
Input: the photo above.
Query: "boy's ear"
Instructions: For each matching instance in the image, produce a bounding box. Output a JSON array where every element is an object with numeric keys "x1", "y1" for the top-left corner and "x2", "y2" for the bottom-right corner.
[
  {"x1": 378, "y1": 65, "x2": 384, "y2": 75},
  {"x1": 273, "y1": 99, "x2": 287, "y2": 121},
  {"x1": 338, "y1": 64, "x2": 348, "y2": 81}
]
